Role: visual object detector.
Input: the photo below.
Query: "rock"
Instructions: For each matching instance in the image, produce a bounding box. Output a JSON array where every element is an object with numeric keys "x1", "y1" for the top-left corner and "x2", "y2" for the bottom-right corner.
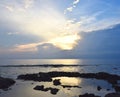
[
  {"x1": 106, "y1": 89, "x2": 110, "y2": 91},
  {"x1": 62, "y1": 85, "x2": 81, "y2": 88},
  {"x1": 53, "y1": 79, "x2": 61, "y2": 86},
  {"x1": 113, "y1": 85, "x2": 120, "y2": 92},
  {"x1": 34, "y1": 85, "x2": 44, "y2": 90},
  {"x1": 105, "y1": 93, "x2": 120, "y2": 97},
  {"x1": 0, "y1": 76, "x2": 15, "y2": 90},
  {"x1": 17, "y1": 73, "x2": 52, "y2": 82},
  {"x1": 97, "y1": 86, "x2": 102, "y2": 91},
  {"x1": 50, "y1": 88, "x2": 59, "y2": 95},
  {"x1": 79, "y1": 93, "x2": 101, "y2": 97},
  {"x1": 17, "y1": 71, "x2": 120, "y2": 92},
  {"x1": 34, "y1": 85, "x2": 59, "y2": 95}
]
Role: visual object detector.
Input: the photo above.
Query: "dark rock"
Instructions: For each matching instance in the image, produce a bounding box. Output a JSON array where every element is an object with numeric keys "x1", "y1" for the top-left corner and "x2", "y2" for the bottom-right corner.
[
  {"x1": 113, "y1": 85, "x2": 120, "y2": 92},
  {"x1": 97, "y1": 86, "x2": 102, "y2": 91},
  {"x1": 17, "y1": 73, "x2": 52, "y2": 82},
  {"x1": 34, "y1": 85, "x2": 44, "y2": 90},
  {"x1": 50, "y1": 88, "x2": 59, "y2": 95},
  {"x1": 79, "y1": 93, "x2": 101, "y2": 97},
  {"x1": 34, "y1": 85, "x2": 59, "y2": 95},
  {"x1": 62, "y1": 85, "x2": 81, "y2": 88},
  {"x1": 17, "y1": 71, "x2": 120, "y2": 91},
  {"x1": 107, "y1": 89, "x2": 110, "y2": 91},
  {"x1": 0, "y1": 76, "x2": 15, "y2": 90},
  {"x1": 105, "y1": 93, "x2": 120, "y2": 97},
  {"x1": 53, "y1": 79, "x2": 61, "y2": 86}
]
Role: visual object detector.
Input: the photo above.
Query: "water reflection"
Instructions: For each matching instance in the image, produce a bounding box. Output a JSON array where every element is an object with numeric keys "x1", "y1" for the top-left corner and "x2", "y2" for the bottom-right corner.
[
  {"x1": 0, "y1": 59, "x2": 81, "y2": 65},
  {"x1": 54, "y1": 77, "x2": 81, "y2": 86},
  {"x1": 59, "y1": 66, "x2": 79, "y2": 72}
]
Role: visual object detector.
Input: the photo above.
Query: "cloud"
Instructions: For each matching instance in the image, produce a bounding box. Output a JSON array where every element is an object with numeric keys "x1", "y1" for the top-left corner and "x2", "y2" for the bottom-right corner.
[
  {"x1": 66, "y1": 7, "x2": 73, "y2": 12},
  {"x1": 1, "y1": 0, "x2": 120, "y2": 56},
  {"x1": 50, "y1": 34, "x2": 81, "y2": 50},
  {"x1": 64, "y1": 0, "x2": 80, "y2": 14},
  {"x1": 2, "y1": 0, "x2": 36, "y2": 12},
  {"x1": 73, "y1": 0, "x2": 80, "y2": 5},
  {"x1": 24, "y1": 0, "x2": 35, "y2": 9},
  {"x1": 11, "y1": 42, "x2": 43, "y2": 52},
  {"x1": 78, "y1": 18, "x2": 120, "y2": 32},
  {"x1": 10, "y1": 34, "x2": 80, "y2": 52},
  {"x1": 5, "y1": 5, "x2": 14, "y2": 12},
  {"x1": 7, "y1": 32, "x2": 20, "y2": 35},
  {"x1": 1, "y1": 6, "x2": 120, "y2": 52},
  {"x1": 4, "y1": 7, "x2": 81, "y2": 50}
]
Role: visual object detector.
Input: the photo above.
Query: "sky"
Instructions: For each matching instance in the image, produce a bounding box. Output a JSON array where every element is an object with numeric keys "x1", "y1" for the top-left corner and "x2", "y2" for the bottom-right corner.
[{"x1": 0, "y1": 0, "x2": 120, "y2": 59}]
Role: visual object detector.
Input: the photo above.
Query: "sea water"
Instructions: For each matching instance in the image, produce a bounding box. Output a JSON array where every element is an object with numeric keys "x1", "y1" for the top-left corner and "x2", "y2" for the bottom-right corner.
[{"x1": 0, "y1": 59, "x2": 120, "y2": 97}]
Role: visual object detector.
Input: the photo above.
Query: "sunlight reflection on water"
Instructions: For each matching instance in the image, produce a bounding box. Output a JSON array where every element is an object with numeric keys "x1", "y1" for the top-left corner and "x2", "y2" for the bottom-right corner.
[
  {"x1": 53, "y1": 77, "x2": 81, "y2": 86},
  {"x1": 0, "y1": 59, "x2": 120, "y2": 66},
  {"x1": 0, "y1": 59, "x2": 120, "y2": 97}
]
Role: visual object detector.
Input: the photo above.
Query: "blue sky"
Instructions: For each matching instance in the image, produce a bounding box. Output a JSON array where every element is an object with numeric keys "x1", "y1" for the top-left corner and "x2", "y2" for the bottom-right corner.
[{"x1": 0, "y1": 0, "x2": 120, "y2": 59}]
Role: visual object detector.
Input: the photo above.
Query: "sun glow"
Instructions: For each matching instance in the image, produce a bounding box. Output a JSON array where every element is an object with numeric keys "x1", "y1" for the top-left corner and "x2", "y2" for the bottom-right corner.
[
  {"x1": 50, "y1": 34, "x2": 81, "y2": 50},
  {"x1": 4, "y1": 2, "x2": 82, "y2": 52}
]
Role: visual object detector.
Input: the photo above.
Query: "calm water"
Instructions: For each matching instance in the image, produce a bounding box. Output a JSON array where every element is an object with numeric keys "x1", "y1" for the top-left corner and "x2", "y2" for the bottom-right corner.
[
  {"x1": 0, "y1": 59, "x2": 120, "y2": 65},
  {"x1": 0, "y1": 59, "x2": 120, "y2": 97}
]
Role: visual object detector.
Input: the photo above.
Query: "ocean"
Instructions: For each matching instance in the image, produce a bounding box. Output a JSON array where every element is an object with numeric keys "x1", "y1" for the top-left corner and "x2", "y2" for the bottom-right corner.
[{"x1": 0, "y1": 59, "x2": 120, "y2": 97}]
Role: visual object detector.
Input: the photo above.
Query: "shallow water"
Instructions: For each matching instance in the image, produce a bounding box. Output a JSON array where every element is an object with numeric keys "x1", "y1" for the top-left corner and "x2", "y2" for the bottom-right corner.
[{"x1": 0, "y1": 59, "x2": 120, "y2": 97}]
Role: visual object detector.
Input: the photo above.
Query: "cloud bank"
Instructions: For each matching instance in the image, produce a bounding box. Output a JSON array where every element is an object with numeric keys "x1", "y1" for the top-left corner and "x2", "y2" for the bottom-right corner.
[{"x1": 0, "y1": 0, "x2": 120, "y2": 59}]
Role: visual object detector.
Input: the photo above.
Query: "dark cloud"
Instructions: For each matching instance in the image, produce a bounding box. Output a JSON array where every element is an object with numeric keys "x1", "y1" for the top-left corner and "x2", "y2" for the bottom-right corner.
[
  {"x1": 71, "y1": 24, "x2": 120, "y2": 59},
  {"x1": 0, "y1": 24, "x2": 120, "y2": 59}
]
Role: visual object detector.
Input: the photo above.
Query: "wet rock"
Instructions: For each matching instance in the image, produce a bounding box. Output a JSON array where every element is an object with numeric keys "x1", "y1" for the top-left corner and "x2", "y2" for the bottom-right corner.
[
  {"x1": 17, "y1": 71, "x2": 120, "y2": 91},
  {"x1": 34, "y1": 85, "x2": 59, "y2": 95},
  {"x1": 79, "y1": 93, "x2": 101, "y2": 97},
  {"x1": 17, "y1": 73, "x2": 52, "y2": 82},
  {"x1": 49, "y1": 88, "x2": 59, "y2": 95},
  {"x1": 106, "y1": 89, "x2": 110, "y2": 91},
  {"x1": 105, "y1": 93, "x2": 120, "y2": 97},
  {"x1": 18, "y1": 72, "x2": 120, "y2": 83},
  {"x1": 113, "y1": 85, "x2": 120, "y2": 92},
  {"x1": 0, "y1": 76, "x2": 15, "y2": 90},
  {"x1": 53, "y1": 79, "x2": 61, "y2": 86},
  {"x1": 34, "y1": 85, "x2": 44, "y2": 91},
  {"x1": 62, "y1": 85, "x2": 81, "y2": 88},
  {"x1": 97, "y1": 86, "x2": 102, "y2": 91}
]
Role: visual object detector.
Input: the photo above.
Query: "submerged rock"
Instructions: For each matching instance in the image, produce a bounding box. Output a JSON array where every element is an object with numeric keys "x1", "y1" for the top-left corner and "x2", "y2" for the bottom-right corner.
[
  {"x1": 62, "y1": 85, "x2": 81, "y2": 88},
  {"x1": 105, "y1": 93, "x2": 120, "y2": 97},
  {"x1": 79, "y1": 93, "x2": 101, "y2": 97},
  {"x1": 34, "y1": 85, "x2": 59, "y2": 95},
  {"x1": 0, "y1": 76, "x2": 15, "y2": 90}
]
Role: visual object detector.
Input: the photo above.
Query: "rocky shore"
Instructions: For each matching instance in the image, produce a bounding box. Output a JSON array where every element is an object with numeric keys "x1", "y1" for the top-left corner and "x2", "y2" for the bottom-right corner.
[
  {"x1": 0, "y1": 77, "x2": 15, "y2": 90},
  {"x1": 17, "y1": 71, "x2": 120, "y2": 97}
]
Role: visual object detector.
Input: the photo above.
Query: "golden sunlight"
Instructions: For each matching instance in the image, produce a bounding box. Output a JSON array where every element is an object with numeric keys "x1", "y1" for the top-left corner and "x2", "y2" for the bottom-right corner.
[
  {"x1": 50, "y1": 34, "x2": 81, "y2": 50},
  {"x1": 53, "y1": 77, "x2": 81, "y2": 86}
]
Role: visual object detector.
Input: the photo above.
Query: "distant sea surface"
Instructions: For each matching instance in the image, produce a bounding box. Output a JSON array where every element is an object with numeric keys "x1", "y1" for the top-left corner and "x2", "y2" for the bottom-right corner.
[{"x1": 0, "y1": 58, "x2": 120, "y2": 65}]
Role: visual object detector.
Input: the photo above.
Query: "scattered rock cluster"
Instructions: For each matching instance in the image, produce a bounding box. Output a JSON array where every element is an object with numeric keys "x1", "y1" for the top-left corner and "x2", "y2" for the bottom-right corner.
[
  {"x1": 34, "y1": 85, "x2": 59, "y2": 95},
  {"x1": 17, "y1": 71, "x2": 120, "y2": 96}
]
